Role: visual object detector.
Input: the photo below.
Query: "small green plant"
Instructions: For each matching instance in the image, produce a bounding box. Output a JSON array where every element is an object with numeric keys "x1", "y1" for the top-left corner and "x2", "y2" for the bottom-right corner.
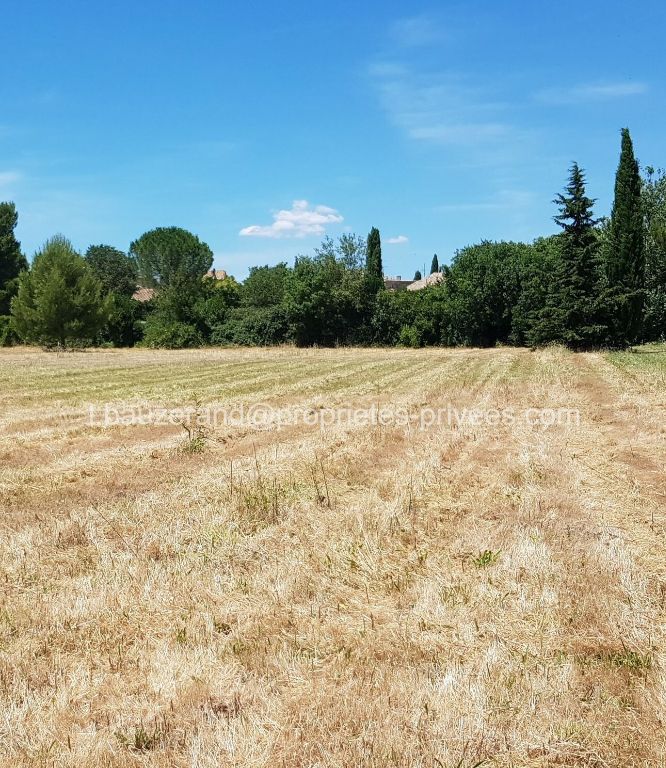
[
  {"x1": 473, "y1": 549, "x2": 501, "y2": 568},
  {"x1": 607, "y1": 650, "x2": 653, "y2": 671},
  {"x1": 232, "y1": 470, "x2": 287, "y2": 533},
  {"x1": 116, "y1": 724, "x2": 164, "y2": 752},
  {"x1": 178, "y1": 396, "x2": 211, "y2": 453}
]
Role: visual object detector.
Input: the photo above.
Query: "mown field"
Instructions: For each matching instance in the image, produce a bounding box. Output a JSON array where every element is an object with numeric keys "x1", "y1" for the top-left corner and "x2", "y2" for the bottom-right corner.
[{"x1": 0, "y1": 345, "x2": 665, "y2": 767}]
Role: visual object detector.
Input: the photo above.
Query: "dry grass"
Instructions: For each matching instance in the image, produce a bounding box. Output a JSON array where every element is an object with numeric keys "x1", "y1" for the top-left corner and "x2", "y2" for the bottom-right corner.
[{"x1": 0, "y1": 345, "x2": 665, "y2": 767}]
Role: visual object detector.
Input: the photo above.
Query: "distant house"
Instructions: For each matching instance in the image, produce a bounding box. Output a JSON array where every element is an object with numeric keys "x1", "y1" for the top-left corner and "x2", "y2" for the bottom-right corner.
[
  {"x1": 407, "y1": 272, "x2": 445, "y2": 292},
  {"x1": 383, "y1": 271, "x2": 446, "y2": 292},
  {"x1": 205, "y1": 269, "x2": 228, "y2": 281},
  {"x1": 384, "y1": 276, "x2": 413, "y2": 292},
  {"x1": 132, "y1": 268, "x2": 228, "y2": 302}
]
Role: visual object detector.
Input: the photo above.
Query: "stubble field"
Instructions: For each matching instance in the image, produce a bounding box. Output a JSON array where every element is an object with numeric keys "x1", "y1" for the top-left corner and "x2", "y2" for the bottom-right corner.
[{"x1": 0, "y1": 344, "x2": 665, "y2": 767}]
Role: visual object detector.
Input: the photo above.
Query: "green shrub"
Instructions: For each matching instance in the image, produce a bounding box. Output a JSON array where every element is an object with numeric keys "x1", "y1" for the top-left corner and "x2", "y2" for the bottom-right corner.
[
  {"x1": 398, "y1": 324, "x2": 421, "y2": 348},
  {"x1": 211, "y1": 306, "x2": 288, "y2": 346},
  {"x1": 0, "y1": 315, "x2": 14, "y2": 346},
  {"x1": 142, "y1": 318, "x2": 203, "y2": 348}
]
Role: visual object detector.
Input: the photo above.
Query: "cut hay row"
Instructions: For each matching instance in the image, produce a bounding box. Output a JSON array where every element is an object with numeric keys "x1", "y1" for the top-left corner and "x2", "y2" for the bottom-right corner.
[{"x1": 0, "y1": 346, "x2": 664, "y2": 766}]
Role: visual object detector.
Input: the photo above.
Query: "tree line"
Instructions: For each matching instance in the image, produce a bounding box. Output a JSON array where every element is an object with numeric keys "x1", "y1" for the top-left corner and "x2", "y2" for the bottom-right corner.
[{"x1": 0, "y1": 128, "x2": 664, "y2": 350}]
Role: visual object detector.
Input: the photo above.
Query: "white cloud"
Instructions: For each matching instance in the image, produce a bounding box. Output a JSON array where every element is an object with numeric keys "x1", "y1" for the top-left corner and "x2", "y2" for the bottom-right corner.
[
  {"x1": 369, "y1": 64, "x2": 513, "y2": 148},
  {"x1": 387, "y1": 235, "x2": 409, "y2": 244},
  {"x1": 239, "y1": 200, "x2": 343, "y2": 239},
  {"x1": 536, "y1": 81, "x2": 648, "y2": 105}
]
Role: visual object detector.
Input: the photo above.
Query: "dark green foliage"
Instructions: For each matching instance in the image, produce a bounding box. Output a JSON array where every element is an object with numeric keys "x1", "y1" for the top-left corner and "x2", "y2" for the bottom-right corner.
[
  {"x1": 11, "y1": 236, "x2": 108, "y2": 347},
  {"x1": 606, "y1": 129, "x2": 645, "y2": 345},
  {"x1": 140, "y1": 276, "x2": 202, "y2": 349},
  {"x1": 142, "y1": 318, "x2": 204, "y2": 349},
  {"x1": 85, "y1": 244, "x2": 142, "y2": 346},
  {"x1": 284, "y1": 247, "x2": 365, "y2": 346},
  {"x1": 364, "y1": 227, "x2": 384, "y2": 297},
  {"x1": 530, "y1": 164, "x2": 606, "y2": 349},
  {"x1": 372, "y1": 287, "x2": 447, "y2": 347},
  {"x1": 0, "y1": 202, "x2": 27, "y2": 316},
  {"x1": 130, "y1": 227, "x2": 213, "y2": 287},
  {"x1": 371, "y1": 290, "x2": 417, "y2": 346},
  {"x1": 413, "y1": 270, "x2": 422, "y2": 281},
  {"x1": 510, "y1": 236, "x2": 562, "y2": 346},
  {"x1": 142, "y1": 272, "x2": 240, "y2": 348},
  {"x1": 640, "y1": 167, "x2": 666, "y2": 340},
  {"x1": 211, "y1": 305, "x2": 288, "y2": 346},
  {"x1": 0, "y1": 315, "x2": 13, "y2": 346},
  {"x1": 85, "y1": 244, "x2": 138, "y2": 297},
  {"x1": 241, "y1": 263, "x2": 289, "y2": 307},
  {"x1": 214, "y1": 262, "x2": 291, "y2": 345},
  {"x1": 195, "y1": 274, "x2": 241, "y2": 331},
  {"x1": 430, "y1": 254, "x2": 439, "y2": 274},
  {"x1": 443, "y1": 241, "x2": 525, "y2": 346},
  {"x1": 102, "y1": 293, "x2": 146, "y2": 347}
]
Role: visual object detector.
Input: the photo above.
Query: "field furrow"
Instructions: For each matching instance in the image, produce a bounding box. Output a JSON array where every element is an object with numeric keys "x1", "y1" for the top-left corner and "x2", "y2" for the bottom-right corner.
[{"x1": 0, "y1": 346, "x2": 664, "y2": 767}]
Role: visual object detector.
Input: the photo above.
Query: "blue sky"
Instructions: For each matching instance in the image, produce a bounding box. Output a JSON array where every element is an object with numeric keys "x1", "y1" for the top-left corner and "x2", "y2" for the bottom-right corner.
[{"x1": 1, "y1": 1, "x2": 663, "y2": 279}]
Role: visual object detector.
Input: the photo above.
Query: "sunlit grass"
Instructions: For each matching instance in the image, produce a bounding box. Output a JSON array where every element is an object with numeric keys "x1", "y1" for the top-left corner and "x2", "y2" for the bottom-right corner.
[{"x1": 0, "y1": 344, "x2": 664, "y2": 767}]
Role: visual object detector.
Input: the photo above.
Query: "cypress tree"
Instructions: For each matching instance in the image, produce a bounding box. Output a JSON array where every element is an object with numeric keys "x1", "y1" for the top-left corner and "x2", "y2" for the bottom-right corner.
[
  {"x1": 606, "y1": 128, "x2": 645, "y2": 345},
  {"x1": 364, "y1": 227, "x2": 383, "y2": 295},
  {"x1": 533, "y1": 163, "x2": 605, "y2": 348},
  {"x1": 430, "y1": 254, "x2": 439, "y2": 274},
  {"x1": 0, "y1": 202, "x2": 27, "y2": 316},
  {"x1": 413, "y1": 270, "x2": 422, "y2": 281}
]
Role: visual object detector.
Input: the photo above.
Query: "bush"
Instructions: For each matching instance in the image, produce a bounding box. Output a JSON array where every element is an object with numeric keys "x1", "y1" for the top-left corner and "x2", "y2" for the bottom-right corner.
[
  {"x1": 142, "y1": 318, "x2": 203, "y2": 349},
  {"x1": 398, "y1": 324, "x2": 421, "y2": 348},
  {"x1": 643, "y1": 287, "x2": 666, "y2": 341},
  {"x1": 211, "y1": 306, "x2": 289, "y2": 346},
  {"x1": 0, "y1": 315, "x2": 14, "y2": 346},
  {"x1": 98, "y1": 294, "x2": 147, "y2": 347},
  {"x1": 372, "y1": 288, "x2": 447, "y2": 346}
]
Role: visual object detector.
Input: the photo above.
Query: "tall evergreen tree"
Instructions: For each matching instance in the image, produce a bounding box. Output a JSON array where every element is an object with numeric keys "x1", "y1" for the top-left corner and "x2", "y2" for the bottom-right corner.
[
  {"x1": 364, "y1": 227, "x2": 383, "y2": 295},
  {"x1": 430, "y1": 254, "x2": 439, "y2": 274},
  {"x1": 606, "y1": 128, "x2": 645, "y2": 345},
  {"x1": 532, "y1": 164, "x2": 605, "y2": 348},
  {"x1": 413, "y1": 270, "x2": 422, "y2": 281},
  {"x1": 11, "y1": 236, "x2": 108, "y2": 347},
  {"x1": 0, "y1": 202, "x2": 28, "y2": 316}
]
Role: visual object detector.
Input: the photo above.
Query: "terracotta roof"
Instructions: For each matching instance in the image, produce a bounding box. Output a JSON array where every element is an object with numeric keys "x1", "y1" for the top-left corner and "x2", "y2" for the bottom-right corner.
[
  {"x1": 132, "y1": 286, "x2": 156, "y2": 303},
  {"x1": 406, "y1": 272, "x2": 445, "y2": 292},
  {"x1": 132, "y1": 269, "x2": 228, "y2": 302}
]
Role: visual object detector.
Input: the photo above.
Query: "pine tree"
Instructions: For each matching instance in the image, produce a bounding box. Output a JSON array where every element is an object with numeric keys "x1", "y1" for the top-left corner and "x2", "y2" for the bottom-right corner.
[
  {"x1": 11, "y1": 236, "x2": 108, "y2": 347},
  {"x1": 606, "y1": 128, "x2": 645, "y2": 345},
  {"x1": 364, "y1": 227, "x2": 383, "y2": 295},
  {"x1": 413, "y1": 270, "x2": 422, "y2": 280},
  {"x1": 532, "y1": 164, "x2": 605, "y2": 348},
  {"x1": 0, "y1": 202, "x2": 28, "y2": 316},
  {"x1": 430, "y1": 254, "x2": 439, "y2": 274}
]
